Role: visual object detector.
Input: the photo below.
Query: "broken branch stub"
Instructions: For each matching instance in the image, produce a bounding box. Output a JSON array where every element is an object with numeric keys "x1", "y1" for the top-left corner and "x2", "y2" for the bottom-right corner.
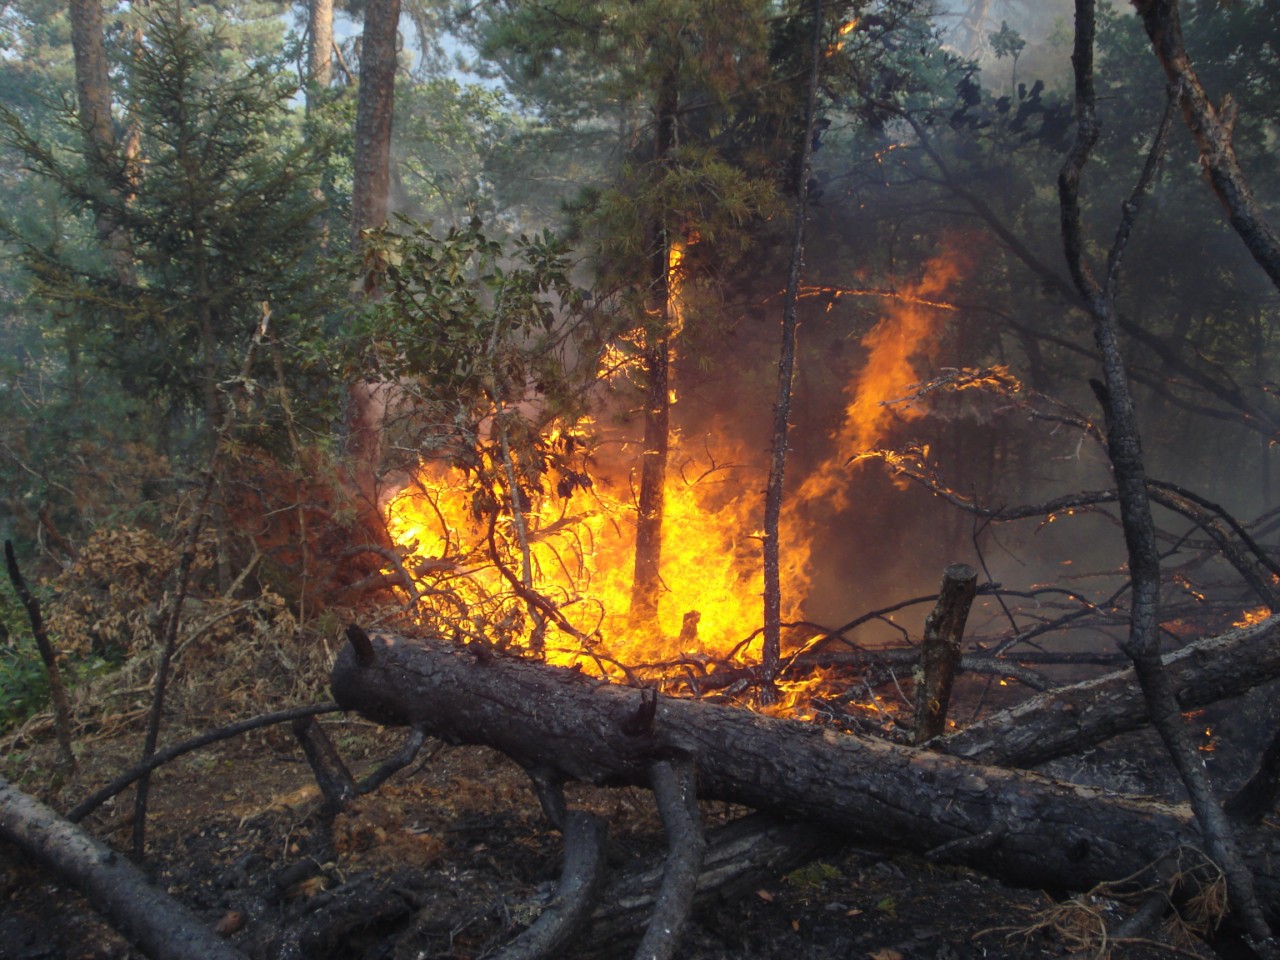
[{"x1": 912, "y1": 562, "x2": 978, "y2": 745}]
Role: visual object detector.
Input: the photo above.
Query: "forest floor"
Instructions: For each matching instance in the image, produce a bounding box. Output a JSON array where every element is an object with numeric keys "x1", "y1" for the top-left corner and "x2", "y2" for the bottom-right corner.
[{"x1": 0, "y1": 640, "x2": 1256, "y2": 960}]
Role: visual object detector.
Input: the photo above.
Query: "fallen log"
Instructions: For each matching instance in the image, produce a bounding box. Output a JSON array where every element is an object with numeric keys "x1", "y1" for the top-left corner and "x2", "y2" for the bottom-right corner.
[
  {"x1": 330, "y1": 629, "x2": 1280, "y2": 905},
  {"x1": 0, "y1": 775, "x2": 245, "y2": 960},
  {"x1": 937, "y1": 613, "x2": 1280, "y2": 767}
]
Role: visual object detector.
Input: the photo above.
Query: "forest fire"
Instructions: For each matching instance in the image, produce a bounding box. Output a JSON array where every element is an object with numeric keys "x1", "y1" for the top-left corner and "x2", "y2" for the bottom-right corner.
[{"x1": 383, "y1": 246, "x2": 971, "y2": 719}]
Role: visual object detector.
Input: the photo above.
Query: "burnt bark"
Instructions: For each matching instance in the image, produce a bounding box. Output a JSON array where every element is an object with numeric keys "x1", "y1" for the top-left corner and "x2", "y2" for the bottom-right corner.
[
  {"x1": 330, "y1": 630, "x2": 1280, "y2": 904},
  {"x1": 912, "y1": 563, "x2": 977, "y2": 744},
  {"x1": 629, "y1": 65, "x2": 679, "y2": 627},
  {"x1": 0, "y1": 776, "x2": 245, "y2": 960},
  {"x1": 491, "y1": 810, "x2": 608, "y2": 960},
  {"x1": 937, "y1": 614, "x2": 1280, "y2": 768}
]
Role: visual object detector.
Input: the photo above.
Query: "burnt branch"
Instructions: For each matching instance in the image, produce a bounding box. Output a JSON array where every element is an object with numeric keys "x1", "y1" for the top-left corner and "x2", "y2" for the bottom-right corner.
[
  {"x1": 491, "y1": 810, "x2": 608, "y2": 960},
  {"x1": 292, "y1": 715, "x2": 357, "y2": 814},
  {"x1": 67, "y1": 702, "x2": 343, "y2": 824},
  {"x1": 5, "y1": 539, "x2": 75, "y2": 772},
  {"x1": 637, "y1": 756, "x2": 706, "y2": 960},
  {"x1": 357, "y1": 724, "x2": 429, "y2": 794},
  {"x1": 0, "y1": 775, "x2": 246, "y2": 960}
]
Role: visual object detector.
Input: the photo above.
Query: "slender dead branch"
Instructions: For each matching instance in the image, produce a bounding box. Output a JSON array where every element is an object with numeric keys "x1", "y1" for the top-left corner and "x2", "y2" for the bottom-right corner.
[
  {"x1": 67, "y1": 702, "x2": 342, "y2": 823},
  {"x1": 1060, "y1": 1, "x2": 1269, "y2": 937},
  {"x1": 1131, "y1": 0, "x2": 1280, "y2": 293},
  {"x1": 4, "y1": 540, "x2": 76, "y2": 772},
  {"x1": 762, "y1": 0, "x2": 824, "y2": 693},
  {"x1": 357, "y1": 724, "x2": 428, "y2": 794},
  {"x1": 133, "y1": 308, "x2": 272, "y2": 859}
]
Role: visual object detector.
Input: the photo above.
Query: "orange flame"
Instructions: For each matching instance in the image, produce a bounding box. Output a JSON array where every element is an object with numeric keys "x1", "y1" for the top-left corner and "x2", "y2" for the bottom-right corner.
[
  {"x1": 383, "y1": 243, "x2": 971, "y2": 713},
  {"x1": 796, "y1": 247, "x2": 968, "y2": 512}
]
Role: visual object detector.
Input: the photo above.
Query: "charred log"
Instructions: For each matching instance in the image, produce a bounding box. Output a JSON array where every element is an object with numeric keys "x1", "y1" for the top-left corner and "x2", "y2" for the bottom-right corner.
[
  {"x1": 936, "y1": 613, "x2": 1280, "y2": 767},
  {"x1": 0, "y1": 775, "x2": 245, "y2": 960},
  {"x1": 330, "y1": 629, "x2": 1280, "y2": 905}
]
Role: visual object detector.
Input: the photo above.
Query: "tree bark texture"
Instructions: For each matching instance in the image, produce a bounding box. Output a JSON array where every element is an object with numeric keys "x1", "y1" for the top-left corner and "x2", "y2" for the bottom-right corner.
[
  {"x1": 912, "y1": 563, "x2": 977, "y2": 744},
  {"x1": 330, "y1": 630, "x2": 1280, "y2": 902},
  {"x1": 0, "y1": 776, "x2": 246, "y2": 960},
  {"x1": 350, "y1": 0, "x2": 400, "y2": 248},
  {"x1": 307, "y1": 0, "x2": 334, "y2": 92},
  {"x1": 347, "y1": 0, "x2": 401, "y2": 507}
]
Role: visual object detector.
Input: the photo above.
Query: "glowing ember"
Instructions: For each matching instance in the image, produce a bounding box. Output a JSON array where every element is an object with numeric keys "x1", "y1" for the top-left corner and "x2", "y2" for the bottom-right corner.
[{"x1": 1233, "y1": 606, "x2": 1271, "y2": 628}]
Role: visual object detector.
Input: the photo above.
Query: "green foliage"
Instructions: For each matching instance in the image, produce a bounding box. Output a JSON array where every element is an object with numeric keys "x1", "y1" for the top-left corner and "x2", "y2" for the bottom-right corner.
[
  {"x1": 340, "y1": 218, "x2": 598, "y2": 512},
  {"x1": 0, "y1": 640, "x2": 49, "y2": 730},
  {"x1": 989, "y1": 21, "x2": 1025, "y2": 61},
  {"x1": 1, "y1": 1, "x2": 339, "y2": 449}
]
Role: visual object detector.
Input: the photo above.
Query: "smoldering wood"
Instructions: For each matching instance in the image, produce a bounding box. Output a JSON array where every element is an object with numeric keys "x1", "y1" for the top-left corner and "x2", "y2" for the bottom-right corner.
[
  {"x1": 0, "y1": 775, "x2": 246, "y2": 960},
  {"x1": 911, "y1": 562, "x2": 977, "y2": 744},
  {"x1": 330, "y1": 629, "x2": 1280, "y2": 901}
]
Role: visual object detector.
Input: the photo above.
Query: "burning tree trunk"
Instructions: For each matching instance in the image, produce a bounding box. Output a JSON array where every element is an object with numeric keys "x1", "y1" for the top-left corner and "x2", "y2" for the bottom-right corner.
[
  {"x1": 762, "y1": 0, "x2": 824, "y2": 687},
  {"x1": 629, "y1": 65, "x2": 679, "y2": 626},
  {"x1": 330, "y1": 629, "x2": 1280, "y2": 907}
]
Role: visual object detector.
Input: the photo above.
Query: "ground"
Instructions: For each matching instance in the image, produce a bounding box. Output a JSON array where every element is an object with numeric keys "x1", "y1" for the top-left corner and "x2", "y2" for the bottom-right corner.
[
  {"x1": 0, "y1": 702, "x2": 1232, "y2": 960},
  {"x1": 3, "y1": 617, "x2": 1271, "y2": 960}
]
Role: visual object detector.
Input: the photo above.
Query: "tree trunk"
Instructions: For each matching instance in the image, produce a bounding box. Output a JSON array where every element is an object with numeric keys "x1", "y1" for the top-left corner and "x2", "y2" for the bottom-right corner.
[
  {"x1": 307, "y1": 0, "x2": 334, "y2": 94},
  {"x1": 762, "y1": 0, "x2": 823, "y2": 685},
  {"x1": 911, "y1": 563, "x2": 977, "y2": 744},
  {"x1": 348, "y1": 0, "x2": 401, "y2": 508},
  {"x1": 0, "y1": 776, "x2": 245, "y2": 960},
  {"x1": 67, "y1": 0, "x2": 133, "y2": 283},
  {"x1": 330, "y1": 630, "x2": 1280, "y2": 901},
  {"x1": 629, "y1": 66, "x2": 679, "y2": 626}
]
